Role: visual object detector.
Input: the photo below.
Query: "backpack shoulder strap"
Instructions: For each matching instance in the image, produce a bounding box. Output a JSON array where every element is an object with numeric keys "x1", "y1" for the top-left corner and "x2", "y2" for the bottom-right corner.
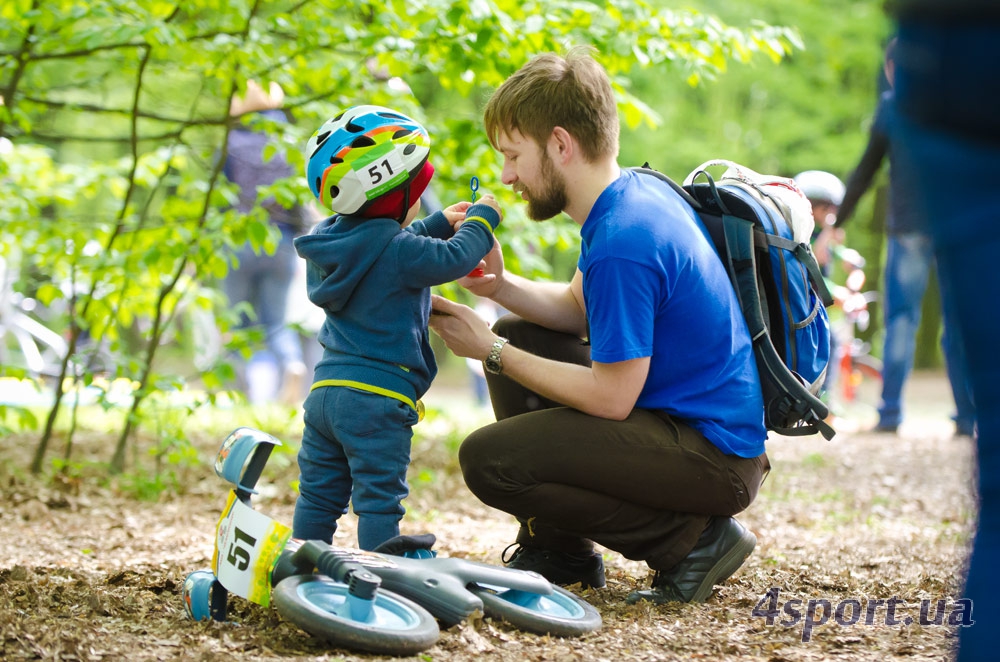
[
  {"x1": 755, "y1": 233, "x2": 835, "y2": 307},
  {"x1": 720, "y1": 213, "x2": 767, "y2": 339},
  {"x1": 630, "y1": 166, "x2": 702, "y2": 211}
]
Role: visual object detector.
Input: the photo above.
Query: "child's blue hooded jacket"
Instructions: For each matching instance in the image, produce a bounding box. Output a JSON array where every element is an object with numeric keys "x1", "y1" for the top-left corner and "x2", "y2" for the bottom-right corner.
[{"x1": 293, "y1": 204, "x2": 499, "y2": 409}]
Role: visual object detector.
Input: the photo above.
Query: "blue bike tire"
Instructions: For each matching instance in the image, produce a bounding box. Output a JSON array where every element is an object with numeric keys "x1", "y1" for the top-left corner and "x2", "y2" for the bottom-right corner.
[
  {"x1": 272, "y1": 574, "x2": 439, "y2": 656},
  {"x1": 182, "y1": 570, "x2": 221, "y2": 621},
  {"x1": 470, "y1": 583, "x2": 602, "y2": 637}
]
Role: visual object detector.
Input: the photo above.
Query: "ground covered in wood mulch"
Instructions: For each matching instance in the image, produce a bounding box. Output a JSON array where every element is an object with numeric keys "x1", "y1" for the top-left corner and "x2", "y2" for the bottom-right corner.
[{"x1": 0, "y1": 372, "x2": 976, "y2": 661}]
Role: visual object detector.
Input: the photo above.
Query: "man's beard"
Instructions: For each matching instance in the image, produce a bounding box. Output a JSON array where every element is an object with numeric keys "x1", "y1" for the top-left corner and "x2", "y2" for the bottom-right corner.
[{"x1": 522, "y1": 152, "x2": 568, "y2": 221}]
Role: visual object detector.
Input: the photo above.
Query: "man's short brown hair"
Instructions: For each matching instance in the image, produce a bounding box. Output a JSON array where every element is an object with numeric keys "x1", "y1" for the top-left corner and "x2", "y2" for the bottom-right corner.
[{"x1": 483, "y1": 46, "x2": 619, "y2": 161}]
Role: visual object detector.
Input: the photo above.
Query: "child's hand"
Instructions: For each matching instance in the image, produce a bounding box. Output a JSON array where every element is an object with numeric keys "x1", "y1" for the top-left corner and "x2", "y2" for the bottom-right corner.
[
  {"x1": 442, "y1": 201, "x2": 472, "y2": 229},
  {"x1": 475, "y1": 194, "x2": 503, "y2": 224}
]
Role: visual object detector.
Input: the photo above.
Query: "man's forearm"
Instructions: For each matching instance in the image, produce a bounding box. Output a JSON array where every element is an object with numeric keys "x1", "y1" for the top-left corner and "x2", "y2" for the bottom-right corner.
[
  {"x1": 494, "y1": 344, "x2": 648, "y2": 420},
  {"x1": 498, "y1": 345, "x2": 619, "y2": 419},
  {"x1": 491, "y1": 272, "x2": 587, "y2": 336}
]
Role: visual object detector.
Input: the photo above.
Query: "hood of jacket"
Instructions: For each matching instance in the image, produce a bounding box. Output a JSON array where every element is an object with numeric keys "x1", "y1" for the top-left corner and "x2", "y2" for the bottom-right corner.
[{"x1": 293, "y1": 215, "x2": 400, "y2": 313}]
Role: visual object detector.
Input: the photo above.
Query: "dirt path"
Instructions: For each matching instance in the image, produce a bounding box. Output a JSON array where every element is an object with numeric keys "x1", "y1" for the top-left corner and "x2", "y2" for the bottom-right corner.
[{"x1": 0, "y1": 371, "x2": 975, "y2": 661}]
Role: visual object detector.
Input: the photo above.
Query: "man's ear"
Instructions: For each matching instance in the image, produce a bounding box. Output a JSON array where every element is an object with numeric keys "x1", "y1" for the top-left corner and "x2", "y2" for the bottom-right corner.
[{"x1": 548, "y1": 126, "x2": 575, "y2": 164}]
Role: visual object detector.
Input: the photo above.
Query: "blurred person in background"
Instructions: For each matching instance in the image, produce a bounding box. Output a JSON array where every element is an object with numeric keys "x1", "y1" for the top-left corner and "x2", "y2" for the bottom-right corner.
[
  {"x1": 794, "y1": 170, "x2": 847, "y2": 411},
  {"x1": 794, "y1": 170, "x2": 845, "y2": 277},
  {"x1": 889, "y1": 1, "x2": 998, "y2": 655},
  {"x1": 224, "y1": 80, "x2": 310, "y2": 405},
  {"x1": 827, "y1": 39, "x2": 975, "y2": 437}
]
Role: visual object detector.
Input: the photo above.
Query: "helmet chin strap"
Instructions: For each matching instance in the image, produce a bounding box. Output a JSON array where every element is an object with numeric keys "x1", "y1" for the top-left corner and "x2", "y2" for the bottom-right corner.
[{"x1": 395, "y1": 184, "x2": 412, "y2": 225}]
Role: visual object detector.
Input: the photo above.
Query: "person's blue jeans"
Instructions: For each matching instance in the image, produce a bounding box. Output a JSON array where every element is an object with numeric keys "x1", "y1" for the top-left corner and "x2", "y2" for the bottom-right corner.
[
  {"x1": 892, "y1": 18, "x2": 1000, "y2": 659},
  {"x1": 293, "y1": 385, "x2": 419, "y2": 551},
  {"x1": 223, "y1": 224, "x2": 303, "y2": 400},
  {"x1": 878, "y1": 232, "x2": 975, "y2": 433}
]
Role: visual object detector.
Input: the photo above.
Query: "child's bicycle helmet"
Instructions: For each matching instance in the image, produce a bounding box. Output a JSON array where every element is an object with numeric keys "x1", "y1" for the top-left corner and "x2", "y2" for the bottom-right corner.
[{"x1": 306, "y1": 105, "x2": 431, "y2": 218}]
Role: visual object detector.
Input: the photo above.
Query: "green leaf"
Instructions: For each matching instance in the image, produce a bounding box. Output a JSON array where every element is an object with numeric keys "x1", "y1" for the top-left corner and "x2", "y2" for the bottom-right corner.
[{"x1": 35, "y1": 283, "x2": 64, "y2": 306}]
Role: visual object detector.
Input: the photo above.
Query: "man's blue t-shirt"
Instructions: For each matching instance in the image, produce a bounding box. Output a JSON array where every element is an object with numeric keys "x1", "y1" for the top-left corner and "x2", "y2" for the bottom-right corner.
[{"x1": 578, "y1": 169, "x2": 766, "y2": 458}]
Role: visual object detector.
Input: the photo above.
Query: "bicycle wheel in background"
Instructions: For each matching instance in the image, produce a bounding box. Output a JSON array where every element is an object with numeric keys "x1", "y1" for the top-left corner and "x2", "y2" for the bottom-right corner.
[
  {"x1": 834, "y1": 353, "x2": 883, "y2": 429},
  {"x1": 272, "y1": 574, "x2": 439, "y2": 656},
  {"x1": 841, "y1": 354, "x2": 883, "y2": 405},
  {"x1": 471, "y1": 583, "x2": 602, "y2": 637}
]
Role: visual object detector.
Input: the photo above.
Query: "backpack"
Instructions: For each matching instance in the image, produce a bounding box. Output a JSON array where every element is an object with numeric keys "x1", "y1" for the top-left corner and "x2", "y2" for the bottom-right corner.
[{"x1": 634, "y1": 160, "x2": 836, "y2": 440}]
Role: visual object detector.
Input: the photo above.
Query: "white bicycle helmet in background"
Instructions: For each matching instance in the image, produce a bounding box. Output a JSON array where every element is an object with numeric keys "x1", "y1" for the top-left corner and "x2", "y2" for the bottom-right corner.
[{"x1": 794, "y1": 170, "x2": 846, "y2": 207}]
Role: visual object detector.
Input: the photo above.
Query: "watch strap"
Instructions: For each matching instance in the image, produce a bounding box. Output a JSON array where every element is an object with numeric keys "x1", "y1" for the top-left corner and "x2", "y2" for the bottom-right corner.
[{"x1": 485, "y1": 337, "x2": 509, "y2": 375}]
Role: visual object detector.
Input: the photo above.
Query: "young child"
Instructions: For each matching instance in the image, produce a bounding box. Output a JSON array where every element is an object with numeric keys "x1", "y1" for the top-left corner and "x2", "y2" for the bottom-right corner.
[
  {"x1": 793, "y1": 169, "x2": 846, "y2": 277},
  {"x1": 291, "y1": 105, "x2": 502, "y2": 551}
]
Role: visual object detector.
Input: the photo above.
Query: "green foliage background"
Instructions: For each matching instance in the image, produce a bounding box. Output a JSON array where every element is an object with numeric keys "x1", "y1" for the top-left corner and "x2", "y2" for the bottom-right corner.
[
  {"x1": 1, "y1": 0, "x2": 924, "y2": 481},
  {"x1": 623, "y1": 0, "x2": 891, "y2": 177}
]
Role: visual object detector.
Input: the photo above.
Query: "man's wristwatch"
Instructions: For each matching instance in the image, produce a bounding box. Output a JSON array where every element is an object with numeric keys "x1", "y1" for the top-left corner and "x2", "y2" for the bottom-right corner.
[{"x1": 484, "y1": 337, "x2": 509, "y2": 375}]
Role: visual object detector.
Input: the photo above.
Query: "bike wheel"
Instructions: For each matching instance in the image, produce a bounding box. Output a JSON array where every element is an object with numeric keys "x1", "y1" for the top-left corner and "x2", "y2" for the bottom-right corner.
[
  {"x1": 849, "y1": 355, "x2": 883, "y2": 402},
  {"x1": 272, "y1": 574, "x2": 439, "y2": 656},
  {"x1": 840, "y1": 354, "x2": 882, "y2": 403},
  {"x1": 470, "y1": 583, "x2": 602, "y2": 637},
  {"x1": 852, "y1": 354, "x2": 883, "y2": 381}
]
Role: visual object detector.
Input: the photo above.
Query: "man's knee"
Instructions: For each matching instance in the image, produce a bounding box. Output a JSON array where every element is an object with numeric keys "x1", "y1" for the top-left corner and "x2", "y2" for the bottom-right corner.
[
  {"x1": 492, "y1": 314, "x2": 531, "y2": 341},
  {"x1": 492, "y1": 314, "x2": 590, "y2": 367},
  {"x1": 458, "y1": 428, "x2": 493, "y2": 495},
  {"x1": 459, "y1": 427, "x2": 519, "y2": 503}
]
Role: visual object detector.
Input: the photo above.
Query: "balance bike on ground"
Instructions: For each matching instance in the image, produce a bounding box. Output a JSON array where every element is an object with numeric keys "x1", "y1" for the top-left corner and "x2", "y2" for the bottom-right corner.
[{"x1": 182, "y1": 427, "x2": 602, "y2": 656}]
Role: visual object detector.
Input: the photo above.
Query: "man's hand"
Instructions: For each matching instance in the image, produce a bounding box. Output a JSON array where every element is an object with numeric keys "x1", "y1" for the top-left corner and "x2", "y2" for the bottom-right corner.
[
  {"x1": 456, "y1": 238, "x2": 505, "y2": 297},
  {"x1": 428, "y1": 295, "x2": 497, "y2": 361}
]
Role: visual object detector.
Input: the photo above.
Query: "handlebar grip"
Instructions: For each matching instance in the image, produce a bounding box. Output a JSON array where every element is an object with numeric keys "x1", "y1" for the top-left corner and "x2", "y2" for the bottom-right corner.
[{"x1": 292, "y1": 540, "x2": 368, "y2": 584}]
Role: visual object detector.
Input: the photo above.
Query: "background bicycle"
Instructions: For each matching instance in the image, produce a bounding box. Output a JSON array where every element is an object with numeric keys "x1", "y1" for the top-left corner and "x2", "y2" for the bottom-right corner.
[
  {"x1": 826, "y1": 246, "x2": 882, "y2": 426},
  {"x1": 0, "y1": 254, "x2": 69, "y2": 380}
]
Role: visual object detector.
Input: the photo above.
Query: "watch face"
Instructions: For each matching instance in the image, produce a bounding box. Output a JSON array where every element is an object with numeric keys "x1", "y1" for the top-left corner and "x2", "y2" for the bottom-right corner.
[{"x1": 485, "y1": 338, "x2": 506, "y2": 375}]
